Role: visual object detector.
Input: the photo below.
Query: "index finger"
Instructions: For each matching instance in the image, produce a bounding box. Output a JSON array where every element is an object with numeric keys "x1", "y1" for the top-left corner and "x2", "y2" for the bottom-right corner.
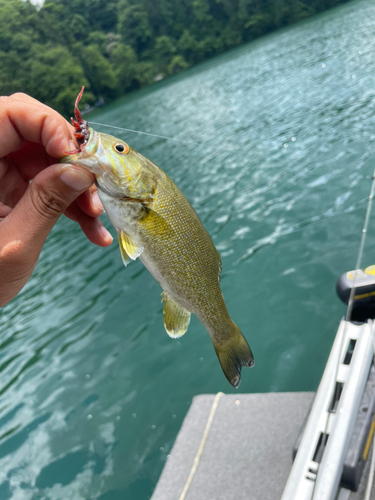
[{"x1": 0, "y1": 93, "x2": 73, "y2": 159}]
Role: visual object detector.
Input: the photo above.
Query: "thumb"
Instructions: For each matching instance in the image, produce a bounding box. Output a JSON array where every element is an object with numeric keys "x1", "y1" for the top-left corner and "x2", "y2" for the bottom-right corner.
[
  {"x1": 12, "y1": 163, "x2": 94, "y2": 246},
  {"x1": 0, "y1": 164, "x2": 93, "y2": 305}
]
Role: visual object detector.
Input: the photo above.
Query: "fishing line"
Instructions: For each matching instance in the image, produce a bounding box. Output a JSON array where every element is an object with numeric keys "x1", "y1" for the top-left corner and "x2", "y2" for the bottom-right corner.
[
  {"x1": 311, "y1": 167, "x2": 375, "y2": 499},
  {"x1": 345, "y1": 172, "x2": 375, "y2": 322},
  {"x1": 89, "y1": 121, "x2": 237, "y2": 153}
]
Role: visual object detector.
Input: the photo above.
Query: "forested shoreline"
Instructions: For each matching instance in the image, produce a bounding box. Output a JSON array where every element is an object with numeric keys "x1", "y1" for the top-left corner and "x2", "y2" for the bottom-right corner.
[{"x1": 1, "y1": 0, "x2": 351, "y2": 116}]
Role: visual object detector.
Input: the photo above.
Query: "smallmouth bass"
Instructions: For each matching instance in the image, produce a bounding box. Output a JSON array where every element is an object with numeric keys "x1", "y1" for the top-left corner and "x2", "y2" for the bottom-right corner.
[{"x1": 61, "y1": 89, "x2": 254, "y2": 387}]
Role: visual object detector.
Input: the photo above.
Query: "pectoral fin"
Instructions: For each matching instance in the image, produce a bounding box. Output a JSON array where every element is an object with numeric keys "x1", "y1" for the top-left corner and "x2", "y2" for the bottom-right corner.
[
  {"x1": 138, "y1": 205, "x2": 175, "y2": 237},
  {"x1": 162, "y1": 292, "x2": 191, "y2": 338},
  {"x1": 117, "y1": 230, "x2": 144, "y2": 267}
]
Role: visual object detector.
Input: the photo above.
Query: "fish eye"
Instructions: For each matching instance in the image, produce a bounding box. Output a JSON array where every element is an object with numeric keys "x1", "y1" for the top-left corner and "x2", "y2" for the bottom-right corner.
[{"x1": 114, "y1": 143, "x2": 129, "y2": 154}]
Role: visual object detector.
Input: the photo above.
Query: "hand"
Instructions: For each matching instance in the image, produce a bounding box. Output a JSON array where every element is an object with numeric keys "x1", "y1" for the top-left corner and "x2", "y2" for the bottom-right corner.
[{"x1": 0, "y1": 92, "x2": 113, "y2": 307}]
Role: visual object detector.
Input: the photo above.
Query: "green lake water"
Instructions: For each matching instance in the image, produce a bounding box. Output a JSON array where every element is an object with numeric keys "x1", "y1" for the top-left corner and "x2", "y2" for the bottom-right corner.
[{"x1": 2, "y1": 0, "x2": 375, "y2": 497}]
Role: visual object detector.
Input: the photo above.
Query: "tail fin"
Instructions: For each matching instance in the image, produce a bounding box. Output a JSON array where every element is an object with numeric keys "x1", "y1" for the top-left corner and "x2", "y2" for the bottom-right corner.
[{"x1": 214, "y1": 323, "x2": 254, "y2": 388}]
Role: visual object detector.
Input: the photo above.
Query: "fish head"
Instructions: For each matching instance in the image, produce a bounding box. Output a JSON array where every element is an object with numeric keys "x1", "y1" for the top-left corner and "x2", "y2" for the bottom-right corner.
[{"x1": 61, "y1": 128, "x2": 156, "y2": 199}]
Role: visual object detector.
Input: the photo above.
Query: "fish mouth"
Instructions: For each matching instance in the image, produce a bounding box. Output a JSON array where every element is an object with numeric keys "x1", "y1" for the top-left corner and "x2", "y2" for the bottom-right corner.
[
  {"x1": 60, "y1": 151, "x2": 98, "y2": 173},
  {"x1": 60, "y1": 129, "x2": 105, "y2": 175}
]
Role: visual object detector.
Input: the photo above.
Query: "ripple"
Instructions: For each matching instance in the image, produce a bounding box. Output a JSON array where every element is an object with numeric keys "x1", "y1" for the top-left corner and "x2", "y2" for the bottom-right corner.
[{"x1": 2, "y1": 1, "x2": 375, "y2": 497}]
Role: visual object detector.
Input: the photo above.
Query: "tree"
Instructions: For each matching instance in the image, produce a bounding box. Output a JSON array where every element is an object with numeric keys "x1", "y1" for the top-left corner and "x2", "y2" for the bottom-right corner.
[
  {"x1": 0, "y1": 0, "x2": 353, "y2": 114},
  {"x1": 117, "y1": 2, "x2": 152, "y2": 53},
  {"x1": 69, "y1": 14, "x2": 90, "y2": 42},
  {"x1": 192, "y1": 0, "x2": 212, "y2": 22},
  {"x1": 110, "y1": 43, "x2": 139, "y2": 93},
  {"x1": 0, "y1": 51, "x2": 24, "y2": 95},
  {"x1": 168, "y1": 55, "x2": 189, "y2": 75},
  {"x1": 27, "y1": 45, "x2": 91, "y2": 116},
  {"x1": 76, "y1": 44, "x2": 118, "y2": 101},
  {"x1": 0, "y1": 0, "x2": 39, "y2": 51},
  {"x1": 178, "y1": 30, "x2": 202, "y2": 64},
  {"x1": 153, "y1": 36, "x2": 176, "y2": 74}
]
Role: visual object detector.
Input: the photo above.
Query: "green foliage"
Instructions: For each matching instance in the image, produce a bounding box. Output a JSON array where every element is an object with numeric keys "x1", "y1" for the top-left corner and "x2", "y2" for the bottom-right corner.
[
  {"x1": 243, "y1": 14, "x2": 274, "y2": 39},
  {"x1": 192, "y1": 0, "x2": 212, "y2": 23},
  {"x1": 70, "y1": 14, "x2": 90, "y2": 42},
  {"x1": 76, "y1": 44, "x2": 118, "y2": 100},
  {"x1": 0, "y1": 51, "x2": 24, "y2": 95},
  {"x1": 0, "y1": 0, "x2": 39, "y2": 51},
  {"x1": 110, "y1": 43, "x2": 139, "y2": 93},
  {"x1": 28, "y1": 45, "x2": 91, "y2": 116},
  {"x1": 153, "y1": 36, "x2": 176, "y2": 73},
  {"x1": 117, "y1": 2, "x2": 152, "y2": 51},
  {"x1": 135, "y1": 61, "x2": 157, "y2": 86},
  {"x1": 0, "y1": 0, "x2": 352, "y2": 116},
  {"x1": 178, "y1": 30, "x2": 203, "y2": 64},
  {"x1": 168, "y1": 55, "x2": 190, "y2": 75}
]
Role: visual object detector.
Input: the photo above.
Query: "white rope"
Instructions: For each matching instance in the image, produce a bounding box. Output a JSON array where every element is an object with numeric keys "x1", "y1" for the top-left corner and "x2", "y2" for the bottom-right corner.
[{"x1": 178, "y1": 392, "x2": 224, "y2": 500}]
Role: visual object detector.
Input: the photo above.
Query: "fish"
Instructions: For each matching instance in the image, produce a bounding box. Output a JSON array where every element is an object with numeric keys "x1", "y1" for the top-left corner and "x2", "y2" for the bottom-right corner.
[{"x1": 61, "y1": 88, "x2": 254, "y2": 388}]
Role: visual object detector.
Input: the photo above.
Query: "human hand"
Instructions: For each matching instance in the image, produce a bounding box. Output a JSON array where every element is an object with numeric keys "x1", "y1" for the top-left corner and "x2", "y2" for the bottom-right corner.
[{"x1": 0, "y1": 93, "x2": 113, "y2": 307}]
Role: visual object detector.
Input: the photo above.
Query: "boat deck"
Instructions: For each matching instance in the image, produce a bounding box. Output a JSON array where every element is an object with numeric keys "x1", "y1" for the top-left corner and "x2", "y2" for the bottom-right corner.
[{"x1": 151, "y1": 392, "x2": 375, "y2": 500}]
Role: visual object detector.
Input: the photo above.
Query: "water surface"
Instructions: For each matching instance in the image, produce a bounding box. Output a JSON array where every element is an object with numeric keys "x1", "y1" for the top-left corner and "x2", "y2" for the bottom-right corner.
[{"x1": 2, "y1": 0, "x2": 375, "y2": 497}]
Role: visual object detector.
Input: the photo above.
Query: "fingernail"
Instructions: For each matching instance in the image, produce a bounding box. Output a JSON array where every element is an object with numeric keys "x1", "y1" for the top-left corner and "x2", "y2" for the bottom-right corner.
[
  {"x1": 92, "y1": 191, "x2": 103, "y2": 212},
  {"x1": 69, "y1": 140, "x2": 77, "y2": 152},
  {"x1": 100, "y1": 225, "x2": 113, "y2": 243},
  {"x1": 60, "y1": 166, "x2": 92, "y2": 191}
]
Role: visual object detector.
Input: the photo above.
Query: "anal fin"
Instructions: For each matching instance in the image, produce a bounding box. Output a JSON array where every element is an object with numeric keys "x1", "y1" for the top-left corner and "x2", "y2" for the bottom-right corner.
[
  {"x1": 162, "y1": 292, "x2": 191, "y2": 338},
  {"x1": 117, "y1": 230, "x2": 144, "y2": 267}
]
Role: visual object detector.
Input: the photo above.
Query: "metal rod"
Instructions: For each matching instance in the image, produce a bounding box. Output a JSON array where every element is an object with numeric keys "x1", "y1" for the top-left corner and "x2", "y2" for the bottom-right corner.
[
  {"x1": 313, "y1": 321, "x2": 373, "y2": 499},
  {"x1": 281, "y1": 321, "x2": 346, "y2": 500}
]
